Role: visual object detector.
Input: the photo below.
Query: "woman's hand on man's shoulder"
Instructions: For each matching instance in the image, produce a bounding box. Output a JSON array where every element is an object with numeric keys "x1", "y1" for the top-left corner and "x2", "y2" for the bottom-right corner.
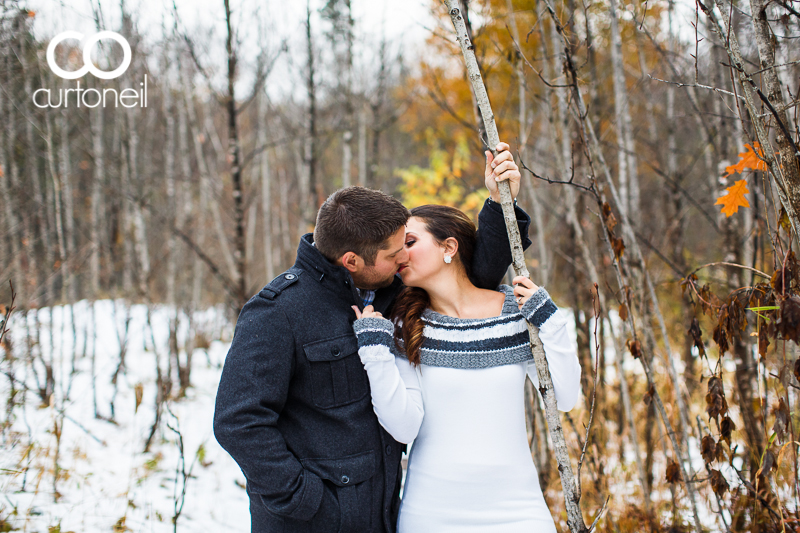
[{"x1": 352, "y1": 305, "x2": 383, "y2": 319}]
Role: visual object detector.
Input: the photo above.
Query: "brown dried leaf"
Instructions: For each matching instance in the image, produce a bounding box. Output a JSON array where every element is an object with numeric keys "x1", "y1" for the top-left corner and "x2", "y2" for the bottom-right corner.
[
  {"x1": 720, "y1": 416, "x2": 736, "y2": 445},
  {"x1": 666, "y1": 461, "x2": 682, "y2": 483},
  {"x1": 778, "y1": 362, "x2": 794, "y2": 390},
  {"x1": 688, "y1": 318, "x2": 705, "y2": 357},
  {"x1": 619, "y1": 302, "x2": 628, "y2": 322},
  {"x1": 701, "y1": 435, "x2": 717, "y2": 464},
  {"x1": 777, "y1": 295, "x2": 800, "y2": 343},
  {"x1": 602, "y1": 202, "x2": 617, "y2": 232},
  {"x1": 772, "y1": 398, "x2": 790, "y2": 443},
  {"x1": 713, "y1": 305, "x2": 729, "y2": 354},
  {"x1": 709, "y1": 469, "x2": 729, "y2": 496},
  {"x1": 757, "y1": 326, "x2": 770, "y2": 360},
  {"x1": 611, "y1": 235, "x2": 625, "y2": 261},
  {"x1": 643, "y1": 385, "x2": 655, "y2": 407},
  {"x1": 627, "y1": 338, "x2": 642, "y2": 359},
  {"x1": 715, "y1": 440, "x2": 727, "y2": 462},
  {"x1": 134, "y1": 383, "x2": 144, "y2": 414},
  {"x1": 705, "y1": 377, "x2": 728, "y2": 421},
  {"x1": 758, "y1": 448, "x2": 775, "y2": 477},
  {"x1": 728, "y1": 297, "x2": 747, "y2": 332},
  {"x1": 795, "y1": 358, "x2": 800, "y2": 384}
]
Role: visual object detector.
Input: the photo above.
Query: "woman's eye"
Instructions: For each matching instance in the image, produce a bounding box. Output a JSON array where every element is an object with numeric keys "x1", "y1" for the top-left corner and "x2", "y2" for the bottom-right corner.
[{"x1": 405, "y1": 239, "x2": 416, "y2": 248}]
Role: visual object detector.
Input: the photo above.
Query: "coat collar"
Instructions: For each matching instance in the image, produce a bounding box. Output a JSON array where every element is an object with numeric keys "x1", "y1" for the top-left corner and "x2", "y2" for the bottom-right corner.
[{"x1": 294, "y1": 233, "x2": 404, "y2": 313}]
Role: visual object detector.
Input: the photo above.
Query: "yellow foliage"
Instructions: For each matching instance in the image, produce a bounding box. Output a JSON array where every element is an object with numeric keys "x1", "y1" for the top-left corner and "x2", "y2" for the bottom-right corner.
[{"x1": 396, "y1": 131, "x2": 486, "y2": 219}]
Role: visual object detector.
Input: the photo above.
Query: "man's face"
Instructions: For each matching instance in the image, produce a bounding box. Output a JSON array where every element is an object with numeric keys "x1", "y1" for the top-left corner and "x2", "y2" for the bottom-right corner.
[{"x1": 350, "y1": 228, "x2": 409, "y2": 290}]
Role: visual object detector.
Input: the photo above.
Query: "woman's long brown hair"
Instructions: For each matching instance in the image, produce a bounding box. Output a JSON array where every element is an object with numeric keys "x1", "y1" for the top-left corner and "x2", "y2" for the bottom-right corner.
[{"x1": 390, "y1": 205, "x2": 477, "y2": 365}]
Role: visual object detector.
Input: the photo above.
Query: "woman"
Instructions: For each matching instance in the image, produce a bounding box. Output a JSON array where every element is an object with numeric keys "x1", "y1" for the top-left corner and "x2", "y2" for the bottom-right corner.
[{"x1": 351, "y1": 204, "x2": 581, "y2": 532}]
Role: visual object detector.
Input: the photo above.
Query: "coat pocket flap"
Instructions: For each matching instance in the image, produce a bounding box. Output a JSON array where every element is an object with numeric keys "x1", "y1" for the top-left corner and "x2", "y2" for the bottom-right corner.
[
  {"x1": 301, "y1": 450, "x2": 377, "y2": 487},
  {"x1": 303, "y1": 334, "x2": 359, "y2": 362}
]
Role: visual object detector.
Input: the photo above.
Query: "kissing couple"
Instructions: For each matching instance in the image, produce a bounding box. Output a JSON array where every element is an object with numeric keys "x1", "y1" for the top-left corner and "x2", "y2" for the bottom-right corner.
[{"x1": 214, "y1": 142, "x2": 581, "y2": 533}]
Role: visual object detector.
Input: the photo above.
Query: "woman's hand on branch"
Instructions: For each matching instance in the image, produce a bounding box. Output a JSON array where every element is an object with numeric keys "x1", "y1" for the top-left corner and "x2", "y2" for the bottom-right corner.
[
  {"x1": 352, "y1": 305, "x2": 383, "y2": 319},
  {"x1": 485, "y1": 142, "x2": 521, "y2": 203},
  {"x1": 512, "y1": 276, "x2": 540, "y2": 309}
]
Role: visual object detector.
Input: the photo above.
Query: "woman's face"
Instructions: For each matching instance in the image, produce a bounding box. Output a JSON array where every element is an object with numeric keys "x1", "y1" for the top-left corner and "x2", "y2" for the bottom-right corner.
[{"x1": 398, "y1": 217, "x2": 449, "y2": 289}]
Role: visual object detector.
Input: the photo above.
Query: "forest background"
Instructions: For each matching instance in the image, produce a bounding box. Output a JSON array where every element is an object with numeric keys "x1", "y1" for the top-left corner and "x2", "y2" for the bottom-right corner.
[{"x1": 1, "y1": 0, "x2": 799, "y2": 530}]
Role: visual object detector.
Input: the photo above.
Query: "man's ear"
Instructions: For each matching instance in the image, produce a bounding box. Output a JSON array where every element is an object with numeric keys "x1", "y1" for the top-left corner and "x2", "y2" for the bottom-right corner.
[
  {"x1": 443, "y1": 237, "x2": 459, "y2": 258},
  {"x1": 340, "y1": 251, "x2": 362, "y2": 273}
]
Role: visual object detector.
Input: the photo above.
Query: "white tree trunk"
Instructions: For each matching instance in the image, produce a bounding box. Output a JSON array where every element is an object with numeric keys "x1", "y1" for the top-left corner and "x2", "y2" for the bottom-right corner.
[
  {"x1": 164, "y1": 80, "x2": 178, "y2": 307},
  {"x1": 127, "y1": 107, "x2": 150, "y2": 297},
  {"x1": 184, "y1": 91, "x2": 238, "y2": 285},
  {"x1": 58, "y1": 105, "x2": 76, "y2": 302},
  {"x1": 358, "y1": 106, "x2": 367, "y2": 187},
  {"x1": 444, "y1": 3, "x2": 587, "y2": 531},
  {"x1": 259, "y1": 94, "x2": 276, "y2": 282},
  {"x1": 508, "y1": 0, "x2": 550, "y2": 286},
  {"x1": 608, "y1": 0, "x2": 639, "y2": 220},
  {"x1": 90, "y1": 105, "x2": 104, "y2": 299}
]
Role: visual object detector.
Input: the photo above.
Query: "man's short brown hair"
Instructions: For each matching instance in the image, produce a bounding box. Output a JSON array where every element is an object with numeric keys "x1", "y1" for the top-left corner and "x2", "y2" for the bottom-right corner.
[{"x1": 314, "y1": 187, "x2": 411, "y2": 265}]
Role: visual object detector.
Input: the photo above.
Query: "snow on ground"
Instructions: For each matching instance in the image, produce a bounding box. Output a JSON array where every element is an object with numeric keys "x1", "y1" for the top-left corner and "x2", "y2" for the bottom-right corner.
[
  {"x1": 1, "y1": 300, "x2": 250, "y2": 532},
  {"x1": 0, "y1": 300, "x2": 744, "y2": 531}
]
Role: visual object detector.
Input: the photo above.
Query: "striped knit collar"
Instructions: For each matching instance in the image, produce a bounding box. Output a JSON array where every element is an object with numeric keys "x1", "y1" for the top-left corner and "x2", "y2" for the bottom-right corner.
[
  {"x1": 420, "y1": 285, "x2": 518, "y2": 325},
  {"x1": 417, "y1": 286, "x2": 534, "y2": 370}
]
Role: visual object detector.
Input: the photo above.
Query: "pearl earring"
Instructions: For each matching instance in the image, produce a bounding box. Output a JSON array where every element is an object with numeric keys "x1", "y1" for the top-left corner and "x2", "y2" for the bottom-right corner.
[{"x1": 444, "y1": 255, "x2": 452, "y2": 264}]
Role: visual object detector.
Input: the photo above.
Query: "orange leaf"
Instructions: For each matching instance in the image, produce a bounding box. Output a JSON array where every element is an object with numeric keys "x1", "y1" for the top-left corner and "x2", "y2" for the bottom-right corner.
[
  {"x1": 724, "y1": 143, "x2": 767, "y2": 176},
  {"x1": 715, "y1": 179, "x2": 750, "y2": 217}
]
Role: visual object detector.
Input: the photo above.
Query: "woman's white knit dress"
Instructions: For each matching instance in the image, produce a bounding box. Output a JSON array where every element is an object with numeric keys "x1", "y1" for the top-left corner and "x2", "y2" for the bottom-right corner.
[{"x1": 353, "y1": 286, "x2": 581, "y2": 533}]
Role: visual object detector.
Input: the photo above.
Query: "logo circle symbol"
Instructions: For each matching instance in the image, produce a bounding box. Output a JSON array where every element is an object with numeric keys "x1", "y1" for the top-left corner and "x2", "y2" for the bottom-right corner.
[{"x1": 46, "y1": 31, "x2": 132, "y2": 80}]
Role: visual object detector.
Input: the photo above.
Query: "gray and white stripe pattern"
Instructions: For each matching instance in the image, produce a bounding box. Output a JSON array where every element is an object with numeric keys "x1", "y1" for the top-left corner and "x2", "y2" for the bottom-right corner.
[
  {"x1": 417, "y1": 286, "x2": 557, "y2": 369},
  {"x1": 352, "y1": 286, "x2": 559, "y2": 369}
]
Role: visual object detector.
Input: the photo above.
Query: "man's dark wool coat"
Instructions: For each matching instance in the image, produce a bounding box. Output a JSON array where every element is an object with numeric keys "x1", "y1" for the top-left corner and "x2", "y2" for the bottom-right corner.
[{"x1": 214, "y1": 199, "x2": 532, "y2": 533}]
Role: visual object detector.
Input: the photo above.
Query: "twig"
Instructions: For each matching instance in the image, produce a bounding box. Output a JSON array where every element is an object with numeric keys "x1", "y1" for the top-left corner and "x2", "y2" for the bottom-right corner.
[
  {"x1": 518, "y1": 156, "x2": 596, "y2": 193},
  {"x1": 686, "y1": 261, "x2": 770, "y2": 280}
]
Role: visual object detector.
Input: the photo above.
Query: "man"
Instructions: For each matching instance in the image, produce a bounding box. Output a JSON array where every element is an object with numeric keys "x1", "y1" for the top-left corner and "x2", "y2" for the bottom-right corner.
[{"x1": 214, "y1": 143, "x2": 532, "y2": 532}]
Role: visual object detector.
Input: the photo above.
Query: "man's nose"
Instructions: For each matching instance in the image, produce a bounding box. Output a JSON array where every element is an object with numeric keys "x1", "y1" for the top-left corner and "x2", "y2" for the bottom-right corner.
[{"x1": 397, "y1": 249, "x2": 409, "y2": 264}]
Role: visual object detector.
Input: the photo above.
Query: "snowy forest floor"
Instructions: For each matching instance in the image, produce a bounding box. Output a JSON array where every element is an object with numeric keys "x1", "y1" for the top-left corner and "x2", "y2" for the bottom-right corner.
[
  {"x1": 0, "y1": 300, "x2": 742, "y2": 532},
  {"x1": 0, "y1": 301, "x2": 250, "y2": 532}
]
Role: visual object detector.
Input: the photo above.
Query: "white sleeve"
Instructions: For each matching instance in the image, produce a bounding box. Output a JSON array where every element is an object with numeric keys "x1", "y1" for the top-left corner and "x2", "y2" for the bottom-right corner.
[
  {"x1": 352, "y1": 317, "x2": 424, "y2": 443},
  {"x1": 521, "y1": 289, "x2": 582, "y2": 412}
]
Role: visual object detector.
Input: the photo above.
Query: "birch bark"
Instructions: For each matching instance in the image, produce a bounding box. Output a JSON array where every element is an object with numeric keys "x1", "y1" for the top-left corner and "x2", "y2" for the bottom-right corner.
[
  {"x1": 58, "y1": 104, "x2": 76, "y2": 302},
  {"x1": 444, "y1": 3, "x2": 587, "y2": 531},
  {"x1": 90, "y1": 105, "x2": 104, "y2": 298},
  {"x1": 748, "y1": 0, "x2": 800, "y2": 207},
  {"x1": 224, "y1": 0, "x2": 247, "y2": 305},
  {"x1": 258, "y1": 93, "x2": 275, "y2": 282},
  {"x1": 303, "y1": 0, "x2": 318, "y2": 229}
]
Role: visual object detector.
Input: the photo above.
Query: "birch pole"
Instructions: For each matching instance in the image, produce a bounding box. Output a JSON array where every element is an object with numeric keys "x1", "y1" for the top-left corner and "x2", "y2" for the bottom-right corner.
[{"x1": 443, "y1": 3, "x2": 587, "y2": 532}]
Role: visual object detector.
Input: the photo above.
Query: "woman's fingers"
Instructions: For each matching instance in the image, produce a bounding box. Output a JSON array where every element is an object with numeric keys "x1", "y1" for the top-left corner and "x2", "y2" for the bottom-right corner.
[
  {"x1": 353, "y1": 305, "x2": 383, "y2": 319},
  {"x1": 512, "y1": 276, "x2": 532, "y2": 288},
  {"x1": 512, "y1": 277, "x2": 540, "y2": 308}
]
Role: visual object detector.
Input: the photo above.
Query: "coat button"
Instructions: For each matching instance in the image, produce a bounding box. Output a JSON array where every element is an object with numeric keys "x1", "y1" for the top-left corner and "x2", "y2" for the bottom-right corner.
[
  {"x1": 385, "y1": 445, "x2": 393, "y2": 455},
  {"x1": 285, "y1": 273, "x2": 296, "y2": 280},
  {"x1": 331, "y1": 346, "x2": 341, "y2": 357},
  {"x1": 341, "y1": 475, "x2": 350, "y2": 484}
]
